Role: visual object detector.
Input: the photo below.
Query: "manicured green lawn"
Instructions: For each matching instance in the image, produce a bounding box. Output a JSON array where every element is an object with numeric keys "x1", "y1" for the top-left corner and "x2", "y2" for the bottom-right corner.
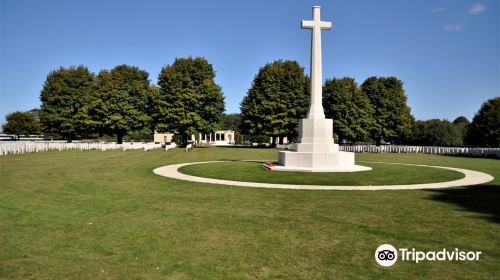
[
  {"x1": 179, "y1": 161, "x2": 465, "y2": 185},
  {"x1": 0, "y1": 147, "x2": 499, "y2": 279}
]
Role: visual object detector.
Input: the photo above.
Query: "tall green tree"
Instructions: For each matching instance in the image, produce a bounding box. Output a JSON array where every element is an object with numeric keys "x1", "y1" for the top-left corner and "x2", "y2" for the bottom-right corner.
[
  {"x1": 90, "y1": 65, "x2": 152, "y2": 144},
  {"x1": 40, "y1": 66, "x2": 96, "y2": 142},
  {"x1": 240, "y1": 60, "x2": 309, "y2": 145},
  {"x1": 466, "y1": 97, "x2": 500, "y2": 147},
  {"x1": 2, "y1": 111, "x2": 41, "y2": 139},
  {"x1": 361, "y1": 76, "x2": 413, "y2": 144},
  {"x1": 323, "y1": 77, "x2": 373, "y2": 143},
  {"x1": 153, "y1": 57, "x2": 225, "y2": 145}
]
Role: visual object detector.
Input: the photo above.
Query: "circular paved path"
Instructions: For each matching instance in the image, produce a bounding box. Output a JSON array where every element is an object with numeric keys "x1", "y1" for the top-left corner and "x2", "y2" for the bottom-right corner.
[{"x1": 153, "y1": 161, "x2": 494, "y2": 191}]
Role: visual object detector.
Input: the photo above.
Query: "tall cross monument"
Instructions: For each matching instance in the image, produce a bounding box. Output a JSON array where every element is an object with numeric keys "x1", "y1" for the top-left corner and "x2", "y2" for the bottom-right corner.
[
  {"x1": 269, "y1": 6, "x2": 371, "y2": 172},
  {"x1": 302, "y1": 6, "x2": 331, "y2": 120}
]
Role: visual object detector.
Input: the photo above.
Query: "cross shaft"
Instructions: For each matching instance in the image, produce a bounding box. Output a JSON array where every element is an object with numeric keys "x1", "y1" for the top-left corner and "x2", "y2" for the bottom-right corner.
[{"x1": 301, "y1": 6, "x2": 332, "y2": 119}]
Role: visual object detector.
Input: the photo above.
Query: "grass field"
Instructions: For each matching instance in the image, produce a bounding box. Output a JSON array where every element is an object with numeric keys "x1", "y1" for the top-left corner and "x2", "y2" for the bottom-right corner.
[
  {"x1": 0, "y1": 147, "x2": 499, "y2": 279},
  {"x1": 179, "y1": 161, "x2": 465, "y2": 186}
]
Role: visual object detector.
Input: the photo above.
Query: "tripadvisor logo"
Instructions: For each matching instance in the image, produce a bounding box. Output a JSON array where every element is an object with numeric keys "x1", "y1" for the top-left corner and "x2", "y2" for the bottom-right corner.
[
  {"x1": 375, "y1": 244, "x2": 482, "y2": 267},
  {"x1": 375, "y1": 244, "x2": 398, "y2": 267}
]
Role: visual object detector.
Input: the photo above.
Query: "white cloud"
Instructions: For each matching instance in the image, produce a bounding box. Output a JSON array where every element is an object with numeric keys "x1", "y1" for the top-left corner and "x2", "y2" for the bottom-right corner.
[
  {"x1": 469, "y1": 3, "x2": 486, "y2": 15},
  {"x1": 444, "y1": 23, "x2": 464, "y2": 32},
  {"x1": 432, "y1": 7, "x2": 446, "y2": 13}
]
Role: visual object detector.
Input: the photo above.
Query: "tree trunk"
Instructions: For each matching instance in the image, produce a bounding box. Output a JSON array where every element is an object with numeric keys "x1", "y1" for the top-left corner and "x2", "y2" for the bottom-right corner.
[
  {"x1": 271, "y1": 136, "x2": 277, "y2": 148},
  {"x1": 279, "y1": 136, "x2": 284, "y2": 145},
  {"x1": 183, "y1": 133, "x2": 190, "y2": 147},
  {"x1": 117, "y1": 132, "x2": 124, "y2": 144}
]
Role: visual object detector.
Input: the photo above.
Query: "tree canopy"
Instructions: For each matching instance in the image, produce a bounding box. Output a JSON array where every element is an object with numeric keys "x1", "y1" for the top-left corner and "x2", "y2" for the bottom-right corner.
[
  {"x1": 153, "y1": 57, "x2": 225, "y2": 145},
  {"x1": 323, "y1": 77, "x2": 373, "y2": 143},
  {"x1": 33, "y1": 61, "x2": 499, "y2": 149},
  {"x1": 90, "y1": 65, "x2": 152, "y2": 144},
  {"x1": 39, "y1": 66, "x2": 96, "y2": 141},
  {"x1": 361, "y1": 77, "x2": 413, "y2": 144},
  {"x1": 466, "y1": 97, "x2": 500, "y2": 147},
  {"x1": 2, "y1": 111, "x2": 41, "y2": 139},
  {"x1": 240, "y1": 60, "x2": 309, "y2": 145},
  {"x1": 409, "y1": 119, "x2": 463, "y2": 146},
  {"x1": 451, "y1": 116, "x2": 470, "y2": 146},
  {"x1": 218, "y1": 113, "x2": 241, "y2": 132},
  {"x1": 453, "y1": 116, "x2": 470, "y2": 125}
]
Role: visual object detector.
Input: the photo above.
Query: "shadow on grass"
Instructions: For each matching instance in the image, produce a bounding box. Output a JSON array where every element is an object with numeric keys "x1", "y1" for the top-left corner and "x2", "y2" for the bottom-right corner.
[{"x1": 426, "y1": 184, "x2": 500, "y2": 224}]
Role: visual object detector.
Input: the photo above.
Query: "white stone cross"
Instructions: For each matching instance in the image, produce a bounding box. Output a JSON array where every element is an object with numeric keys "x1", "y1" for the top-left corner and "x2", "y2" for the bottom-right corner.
[{"x1": 302, "y1": 6, "x2": 332, "y2": 119}]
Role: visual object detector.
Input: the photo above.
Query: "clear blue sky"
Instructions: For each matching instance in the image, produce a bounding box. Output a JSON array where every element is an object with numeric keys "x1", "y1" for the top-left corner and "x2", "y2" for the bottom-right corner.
[{"x1": 1, "y1": 0, "x2": 498, "y2": 126}]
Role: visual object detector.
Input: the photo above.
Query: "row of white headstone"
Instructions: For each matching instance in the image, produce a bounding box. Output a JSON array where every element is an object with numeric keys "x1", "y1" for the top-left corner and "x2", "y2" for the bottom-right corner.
[
  {"x1": 276, "y1": 144, "x2": 500, "y2": 158},
  {"x1": 0, "y1": 141, "x2": 165, "y2": 156},
  {"x1": 340, "y1": 145, "x2": 500, "y2": 157}
]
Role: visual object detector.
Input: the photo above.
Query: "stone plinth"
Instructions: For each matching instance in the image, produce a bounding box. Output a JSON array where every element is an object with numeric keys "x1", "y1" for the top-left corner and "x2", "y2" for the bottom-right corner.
[{"x1": 271, "y1": 118, "x2": 371, "y2": 172}]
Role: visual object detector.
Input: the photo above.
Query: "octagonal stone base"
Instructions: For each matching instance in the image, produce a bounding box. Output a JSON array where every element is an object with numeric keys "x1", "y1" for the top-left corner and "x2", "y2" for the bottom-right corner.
[
  {"x1": 271, "y1": 150, "x2": 372, "y2": 172},
  {"x1": 269, "y1": 118, "x2": 372, "y2": 172}
]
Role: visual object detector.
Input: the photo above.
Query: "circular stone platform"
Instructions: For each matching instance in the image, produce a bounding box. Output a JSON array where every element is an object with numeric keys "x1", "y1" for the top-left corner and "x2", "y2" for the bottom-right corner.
[{"x1": 153, "y1": 161, "x2": 494, "y2": 190}]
